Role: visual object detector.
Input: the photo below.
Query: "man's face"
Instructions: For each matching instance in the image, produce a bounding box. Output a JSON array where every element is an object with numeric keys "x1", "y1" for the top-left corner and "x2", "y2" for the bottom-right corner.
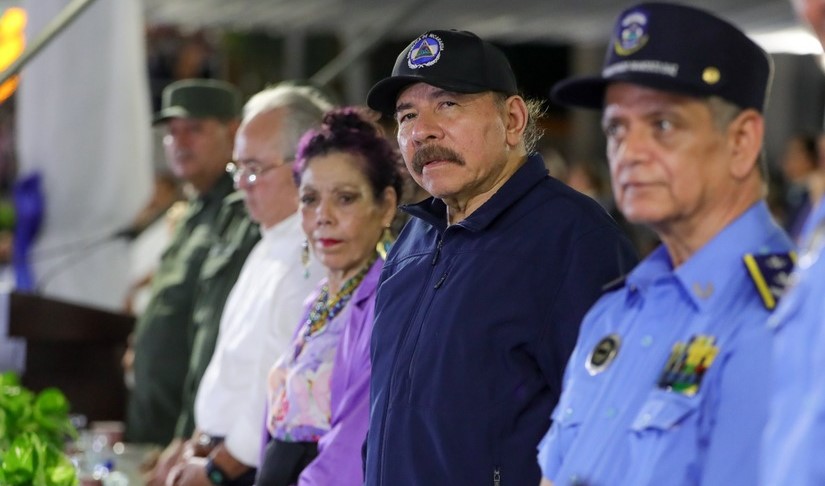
[
  {"x1": 163, "y1": 117, "x2": 235, "y2": 192},
  {"x1": 793, "y1": 0, "x2": 825, "y2": 46},
  {"x1": 232, "y1": 109, "x2": 297, "y2": 228},
  {"x1": 602, "y1": 83, "x2": 734, "y2": 234},
  {"x1": 394, "y1": 83, "x2": 511, "y2": 205}
]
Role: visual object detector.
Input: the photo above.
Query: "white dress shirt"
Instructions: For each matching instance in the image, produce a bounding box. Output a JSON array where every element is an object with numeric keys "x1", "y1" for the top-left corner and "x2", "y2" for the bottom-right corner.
[{"x1": 195, "y1": 212, "x2": 322, "y2": 466}]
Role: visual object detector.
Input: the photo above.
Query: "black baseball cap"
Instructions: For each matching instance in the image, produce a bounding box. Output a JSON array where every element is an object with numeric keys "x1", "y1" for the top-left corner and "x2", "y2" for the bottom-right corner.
[
  {"x1": 551, "y1": 2, "x2": 773, "y2": 112},
  {"x1": 367, "y1": 30, "x2": 518, "y2": 116},
  {"x1": 154, "y1": 79, "x2": 243, "y2": 125}
]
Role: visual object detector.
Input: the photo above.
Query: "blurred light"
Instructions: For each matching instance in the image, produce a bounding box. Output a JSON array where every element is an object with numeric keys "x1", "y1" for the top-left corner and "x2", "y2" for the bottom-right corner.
[
  {"x1": 0, "y1": 6, "x2": 25, "y2": 103},
  {"x1": 749, "y1": 27, "x2": 823, "y2": 55}
]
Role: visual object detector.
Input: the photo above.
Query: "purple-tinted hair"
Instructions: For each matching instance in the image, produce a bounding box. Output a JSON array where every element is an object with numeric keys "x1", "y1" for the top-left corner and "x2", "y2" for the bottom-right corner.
[{"x1": 293, "y1": 107, "x2": 404, "y2": 203}]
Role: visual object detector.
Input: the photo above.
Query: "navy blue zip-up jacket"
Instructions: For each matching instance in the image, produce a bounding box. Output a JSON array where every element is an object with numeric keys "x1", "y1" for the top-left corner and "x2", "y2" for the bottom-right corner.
[{"x1": 366, "y1": 153, "x2": 638, "y2": 485}]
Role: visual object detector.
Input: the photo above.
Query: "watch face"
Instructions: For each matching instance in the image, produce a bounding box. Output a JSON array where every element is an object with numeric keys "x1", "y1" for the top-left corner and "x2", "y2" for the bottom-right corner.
[{"x1": 208, "y1": 468, "x2": 224, "y2": 484}]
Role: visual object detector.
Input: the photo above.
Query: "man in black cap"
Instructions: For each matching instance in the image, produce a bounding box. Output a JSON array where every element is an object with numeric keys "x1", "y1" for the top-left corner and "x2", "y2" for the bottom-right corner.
[
  {"x1": 364, "y1": 30, "x2": 637, "y2": 485},
  {"x1": 537, "y1": 3, "x2": 795, "y2": 485},
  {"x1": 127, "y1": 78, "x2": 257, "y2": 450}
]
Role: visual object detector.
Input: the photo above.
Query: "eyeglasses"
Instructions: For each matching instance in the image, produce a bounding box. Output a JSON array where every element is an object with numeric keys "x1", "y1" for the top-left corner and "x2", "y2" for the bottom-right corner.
[{"x1": 225, "y1": 161, "x2": 277, "y2": 186}]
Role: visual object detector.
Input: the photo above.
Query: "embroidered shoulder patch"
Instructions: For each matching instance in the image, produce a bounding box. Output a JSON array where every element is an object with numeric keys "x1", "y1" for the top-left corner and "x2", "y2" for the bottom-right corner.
[{"x1": 743, "y1": 252, "x2": 796, "y2": 310}]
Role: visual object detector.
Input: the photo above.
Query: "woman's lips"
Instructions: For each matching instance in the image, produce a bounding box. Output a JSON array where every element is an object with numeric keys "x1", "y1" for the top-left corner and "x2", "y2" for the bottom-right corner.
[{"x1": 317, "y1": 238, "x2": 342, "y2": 248}]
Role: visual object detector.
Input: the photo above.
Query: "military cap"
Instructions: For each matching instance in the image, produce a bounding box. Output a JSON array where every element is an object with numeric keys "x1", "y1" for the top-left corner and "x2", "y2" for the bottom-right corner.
[
  {"x1": 367, "y1": 29, "x2": 518, "y2": 116},
  {"x1": 154, "y1": 78, "x2": 242, "y2": 125},
  {"x1": 551, "y1": 2, "x2": 773, "y2": 112}
]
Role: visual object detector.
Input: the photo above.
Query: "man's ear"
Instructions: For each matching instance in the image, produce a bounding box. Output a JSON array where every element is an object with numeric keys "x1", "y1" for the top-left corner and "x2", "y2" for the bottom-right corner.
[
  {"x1": 727, "y1": 109, "x2": 764, "y2": 180},
  {"x1": 503, "y1": 95, "x2": 528, "y2": 148}
]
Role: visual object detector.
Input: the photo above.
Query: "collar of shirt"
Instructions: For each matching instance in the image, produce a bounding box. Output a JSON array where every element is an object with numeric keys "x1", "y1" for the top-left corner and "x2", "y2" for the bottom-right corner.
[
  {"x1": 199, "y1": 173, "x2": 235, "y2": 205},
  {"x1": 627, "y1": 201, "x2": 789, "y2": 312},
  {"x1": 259, "y1": 210, "x2": 298, "y2": 242},
  {"x1": 401, "y1": 153, "x2": 547, "y2": 232}
]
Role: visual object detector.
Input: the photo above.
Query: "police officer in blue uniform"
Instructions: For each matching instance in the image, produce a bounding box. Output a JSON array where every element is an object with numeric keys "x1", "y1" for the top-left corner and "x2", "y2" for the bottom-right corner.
[
  {"x1": 537, "y1": 3, "x2": 795, "y2": 485},
  {"x1": 761, "y1": 212, "x2": 825, "y2": 485},
  {"x1": 759, "y1": 1, "x2": 825, "y2": 481}
]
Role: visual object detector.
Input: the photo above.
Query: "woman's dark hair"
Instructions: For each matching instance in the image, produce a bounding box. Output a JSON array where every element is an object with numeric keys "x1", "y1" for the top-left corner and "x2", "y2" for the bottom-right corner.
[{"x1": 294, "y1": 107, "x2": 404, "y2": 203}]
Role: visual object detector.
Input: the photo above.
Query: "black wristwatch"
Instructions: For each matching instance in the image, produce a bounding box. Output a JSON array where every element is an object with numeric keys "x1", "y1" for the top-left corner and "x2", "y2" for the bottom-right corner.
[
  {"x1": 204, "y1": 457, "x2": 257, "y2": 486},
  {"x1": 204, "y1": 457, "x2": 228, "y2": 485}
]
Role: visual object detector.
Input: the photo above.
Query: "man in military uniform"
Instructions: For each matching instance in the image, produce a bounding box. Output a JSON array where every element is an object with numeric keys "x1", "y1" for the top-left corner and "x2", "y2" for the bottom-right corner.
[
  {"x1": 127, "y1": 79, "x2": 251, "y2": 446},
  {"x1": 537, "y1": 3, "x2": 794, "y2": 485},
  {"x1": 151, "y1": 83, "x2": 331, "y2": 486}
]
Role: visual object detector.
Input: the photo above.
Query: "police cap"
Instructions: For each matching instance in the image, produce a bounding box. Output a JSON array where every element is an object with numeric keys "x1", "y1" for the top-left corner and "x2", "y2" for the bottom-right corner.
[{"x1": 551, "y1": 2, "x2": 773, "y2": 112}]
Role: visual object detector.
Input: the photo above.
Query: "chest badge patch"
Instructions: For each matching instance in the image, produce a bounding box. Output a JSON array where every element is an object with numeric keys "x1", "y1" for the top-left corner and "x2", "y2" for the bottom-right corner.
[
  {"x1": 658, "y1": 334, "x2": 719, "y2": 396},
  {"x1": 586, "y1": 334, "x2": 621, "y2": 376}
]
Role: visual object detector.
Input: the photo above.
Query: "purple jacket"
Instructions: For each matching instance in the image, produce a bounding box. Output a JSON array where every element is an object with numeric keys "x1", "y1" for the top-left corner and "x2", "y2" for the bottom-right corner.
[{"x1": 262, "y1": 257, "x2": 382, "y2": 486}]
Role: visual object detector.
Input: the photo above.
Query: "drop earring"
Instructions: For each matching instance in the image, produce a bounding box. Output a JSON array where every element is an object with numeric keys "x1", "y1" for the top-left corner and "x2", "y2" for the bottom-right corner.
[
  {"x1": 301, "y1": 239, "x2": 311, "y2": 278},
  {"x1": 376, "y1": 226, "x2": 394, "y2": 260}
]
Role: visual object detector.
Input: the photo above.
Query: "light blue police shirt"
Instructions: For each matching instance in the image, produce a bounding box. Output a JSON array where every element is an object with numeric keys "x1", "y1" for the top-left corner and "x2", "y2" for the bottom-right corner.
[
  {"x1": 761, "y1": 204, "x2": 825, "y2": 486},
  {"x1": 538, "y1": 201, "x2": 793, "y2": 486}
]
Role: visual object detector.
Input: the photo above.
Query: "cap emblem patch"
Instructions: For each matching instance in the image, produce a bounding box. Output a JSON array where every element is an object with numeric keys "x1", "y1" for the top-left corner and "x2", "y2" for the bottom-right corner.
[
  {"x1": 407, "y1": 33, "x2": 444, "y2": 69},
  {"x1": 615, "y1": 10, "x2": 649, "y2": 56}
]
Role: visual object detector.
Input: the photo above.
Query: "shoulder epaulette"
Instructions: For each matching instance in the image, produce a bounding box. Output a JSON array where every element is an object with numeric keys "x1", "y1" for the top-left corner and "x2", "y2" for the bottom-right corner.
[{"x1": 743, "y1": 252, "x2": 796, "y2": 310}]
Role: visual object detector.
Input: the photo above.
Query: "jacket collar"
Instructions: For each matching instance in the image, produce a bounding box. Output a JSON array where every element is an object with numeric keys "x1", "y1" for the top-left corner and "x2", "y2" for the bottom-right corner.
[
  {"x1": 402, "y1": 153, "x2": 547, "y2": 232},
  {"x1": 351, "y1": 256, "x2": 383, "y2": 308},
  {"x1": 627, "y1": 201, "x2": 791, "y2": 312}
]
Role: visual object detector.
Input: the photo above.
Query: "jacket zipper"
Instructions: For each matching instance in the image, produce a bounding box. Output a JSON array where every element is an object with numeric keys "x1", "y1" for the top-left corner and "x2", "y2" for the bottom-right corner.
[
  {"x1": 431, "y1": 237, "x2": 443, "y2": 265},
  {"x1": 377, "y1": 235, "x2": 443, "y2": 483},
  {"x1": 407, "y1": 235, "x2": 448, "y2": 394},
  {"x1": 493, "y1": 467, "x2": 501, "y2": 486}
]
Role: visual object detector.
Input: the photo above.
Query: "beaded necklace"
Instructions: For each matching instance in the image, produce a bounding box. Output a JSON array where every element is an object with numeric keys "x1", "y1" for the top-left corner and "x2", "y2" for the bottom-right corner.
[{"x1": 302, "y1": 253, "x2": 377, "y2": 341}]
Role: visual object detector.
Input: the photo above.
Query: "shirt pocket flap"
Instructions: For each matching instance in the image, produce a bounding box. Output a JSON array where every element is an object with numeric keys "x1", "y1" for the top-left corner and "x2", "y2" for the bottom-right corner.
[{"x1": 631, "y1": 391, "x2": 697, "y2": 431}]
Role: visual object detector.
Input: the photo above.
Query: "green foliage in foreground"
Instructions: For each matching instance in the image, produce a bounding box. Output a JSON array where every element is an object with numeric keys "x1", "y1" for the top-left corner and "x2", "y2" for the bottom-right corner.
[{"x1": 0, "y1": 372, "x2": 78, "y2": 486}]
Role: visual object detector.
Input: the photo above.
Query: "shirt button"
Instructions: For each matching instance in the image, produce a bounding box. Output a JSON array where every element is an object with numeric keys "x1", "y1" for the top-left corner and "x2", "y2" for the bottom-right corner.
[
  {"x1": 565, "y1": 407, "x2": 574, "y2": 416},
  {"x1": 604, "y1": 407, "x2": 617, "y2": 419},
  {"x1": 640, "y1": 413, "x2": 652, "y2": 425},
  {"x1": 641, "y1": 335, "x2": 653, "y2": 347}
]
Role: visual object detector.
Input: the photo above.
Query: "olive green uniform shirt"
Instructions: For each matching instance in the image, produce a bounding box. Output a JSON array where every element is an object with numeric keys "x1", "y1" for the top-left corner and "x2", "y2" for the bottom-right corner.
[
  {"x1": 127, "y1": 175, "x2": 259, "y2": 445},
  {"x1": 174, "y1": 191, "x2": 261, "y2": 438}
]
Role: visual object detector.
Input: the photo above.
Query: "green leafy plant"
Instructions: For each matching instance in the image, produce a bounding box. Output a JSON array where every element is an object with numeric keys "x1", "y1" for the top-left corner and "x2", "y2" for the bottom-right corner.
[{"x1": 0, "y1": 372, "x2": 78, "y2": 486}]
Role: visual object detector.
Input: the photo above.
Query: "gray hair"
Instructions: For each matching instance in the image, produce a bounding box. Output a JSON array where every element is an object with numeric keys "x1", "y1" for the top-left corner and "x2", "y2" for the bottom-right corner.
[
  {"x1": 243, "y1": 83, "x2": 335, "y2": 161},
  {"x1": 494, "y1": 93, "x2": 546, "y2": 154},
  {"x1": 706, "y1": 96, "x2": 767, "y2": 180}
]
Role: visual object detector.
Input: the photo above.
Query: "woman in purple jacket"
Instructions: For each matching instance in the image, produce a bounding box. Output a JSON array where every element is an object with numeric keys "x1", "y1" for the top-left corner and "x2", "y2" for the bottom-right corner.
[{"x1": 257, "y1": 107, "x2": 403, "y2": 486}]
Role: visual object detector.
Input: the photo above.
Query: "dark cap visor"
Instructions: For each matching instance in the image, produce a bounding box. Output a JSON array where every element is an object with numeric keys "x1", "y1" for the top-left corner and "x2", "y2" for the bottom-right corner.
[
  {"x1": 152, "y1": 106, "x2": 193, "y2": 125},
  {"x1": 552, "y1": 72, "x2": 736, "y2": 110},
  {"x1": 368, "y1": 75, "x2": 510, "y2": 116}
]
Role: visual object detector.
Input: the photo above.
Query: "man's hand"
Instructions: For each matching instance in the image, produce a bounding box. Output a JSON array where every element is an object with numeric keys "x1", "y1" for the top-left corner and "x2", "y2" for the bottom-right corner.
[
  {"x1": 166, "y1": 456, "x2": 211, "y2": 486},
  {"x1": 144, "y1": 438, "x2": 186, "y2": 486}
]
